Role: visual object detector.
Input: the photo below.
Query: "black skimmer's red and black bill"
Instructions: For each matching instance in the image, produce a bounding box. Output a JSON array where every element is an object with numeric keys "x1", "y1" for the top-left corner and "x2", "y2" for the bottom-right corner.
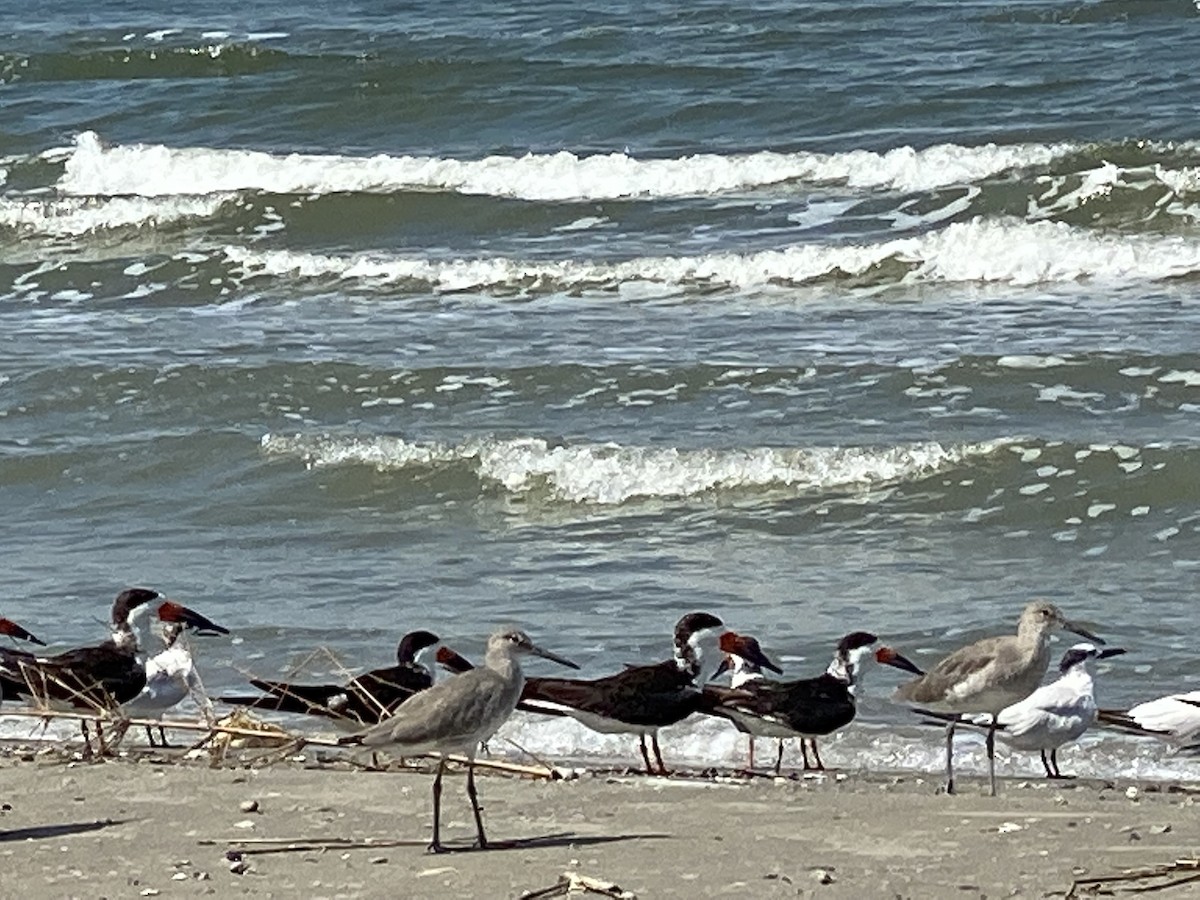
[
  {"x1": 518, "y1": 611, "x2": 725, "y2": 775},
  {"x1": 0, "y1": 589, "x2": 227, "y2": 753},
  {"x1": 920, "y1": 642, "x2": 1125, "y2": 779},
  {"x1": 123, "y1": 603, "x2": 231, "y2": 747},
  {"x1": 339, "y1": 629, "x2": 577, "y2": 853},
  {"x1": 894, "y1": 600, "x2": 1102, "y2": 796},
  {"x1": 709, "y1": 631, "x2": 920, "y2": 774},
  {"x1": 0, "y1": 618, "x2": 46, "y2": 647},
  {"x1": 220, "y1": 630, "x2": 442, "y2": 727}
]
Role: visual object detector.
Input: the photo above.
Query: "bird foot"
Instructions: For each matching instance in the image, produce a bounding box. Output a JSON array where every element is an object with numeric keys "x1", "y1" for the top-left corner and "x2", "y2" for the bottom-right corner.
[{"x1": 426, "y1": 841, "x2": 450, "y2": 855}]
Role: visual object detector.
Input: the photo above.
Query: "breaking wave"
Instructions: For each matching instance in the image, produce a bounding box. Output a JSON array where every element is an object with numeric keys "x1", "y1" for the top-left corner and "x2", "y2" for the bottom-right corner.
[{"x1": 259, "y1": 433, "x2": 1008, "y2": 505}]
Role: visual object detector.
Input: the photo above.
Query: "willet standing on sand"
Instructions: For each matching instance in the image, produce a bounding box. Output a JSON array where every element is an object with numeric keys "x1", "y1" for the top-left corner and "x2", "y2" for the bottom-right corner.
[
  {"x1": 894, "y1": 600, "x2": 1102, "y2": 795},
  {"x1": 339, "y1": 628, "x2": 577, "y2": 853}
]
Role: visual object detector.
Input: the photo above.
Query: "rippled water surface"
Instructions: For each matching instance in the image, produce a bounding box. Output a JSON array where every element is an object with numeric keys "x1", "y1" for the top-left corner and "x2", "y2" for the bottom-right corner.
[{"x1": 3, "y1": 0, "x2": 1200, "y2": 775}]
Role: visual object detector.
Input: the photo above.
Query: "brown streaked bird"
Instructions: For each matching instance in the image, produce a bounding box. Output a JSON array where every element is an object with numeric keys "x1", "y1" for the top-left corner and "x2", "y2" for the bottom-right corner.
[
  {"x1": 707, "y1": 631, "x2": 920, "y2": 773},
  {"x1": 517, "y1": 611, "x2": 726, "y2": 775},
  {"x1": 220, "y1": 630, "x2": 442, "y2": 727},
  {"x1": 339, "y1": 628, "x2": 577, "y2": 853},
  {"x1": 893, "y1": 600, "x2": 1102, "y2": 796}
]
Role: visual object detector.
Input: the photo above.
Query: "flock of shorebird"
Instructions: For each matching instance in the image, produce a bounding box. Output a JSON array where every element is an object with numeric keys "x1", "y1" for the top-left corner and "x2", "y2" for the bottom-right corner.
[{"x1": 2, "y1": 591, "x2": 1200, "y2": 852}]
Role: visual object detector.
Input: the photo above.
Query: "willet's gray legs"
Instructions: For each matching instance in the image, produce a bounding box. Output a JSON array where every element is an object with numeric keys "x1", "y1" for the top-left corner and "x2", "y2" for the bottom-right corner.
[
  {"x1": 800, "y1": 740, "x2": 812, "y2": 770},
  {"x1": 985, "y1": 721, "x2": 997, "y2": 797},
  {"x1": 944, "y1": 720, "x2": 957, "y2": 794},
  {"x1": 650, "y1": 732, "x2": 669, "y2": 775},
  {"x1": 465, "y1": 757, "x2": 488, "y2": 849},
  {"x1": 429, "y1": 756, "x2": 448, "y2": 854},
  {"x1": 746, "y1": 735, "x2": 756, "y2": 770},
  {"x1": 773, "y1": 739, "x2": 784, "y2": 775}
]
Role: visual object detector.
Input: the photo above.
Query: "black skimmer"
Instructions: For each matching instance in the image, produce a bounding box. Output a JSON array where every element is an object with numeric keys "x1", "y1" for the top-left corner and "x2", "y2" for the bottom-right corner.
[
  {"x1": 894, "y1": 600, "x2": 1102, "y2": 795},
  {"x1": 123, "y1": 603, "x2": 231, "y2": 747},
  {"x1": 518, "y1": 611, "x2": 725, "y2": 775},
  {"x1": 708, "y1": 631, "x2": 919, "y2": 773},
  {"x1": 920, "y1": 642, "x2": 1125, "y2": 779},
  {"x1": 339, "y1": 629, "x2": 578, "y2": 853},
  {"x1": 0, "y1": 589, "x2": 227, "y2": 752},
  {"x1": 0, "y1": 618, "x2": 46, "y2": 648},
  {"x1": 220, "y1": 630, "x2": 442, "y2": 727}
]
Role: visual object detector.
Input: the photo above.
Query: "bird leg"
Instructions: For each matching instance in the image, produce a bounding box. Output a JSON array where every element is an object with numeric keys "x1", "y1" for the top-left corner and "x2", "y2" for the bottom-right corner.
[
  {"x1": 1048, "y1": 749, "x2": 1072, "y2": 780},
  {"x1": 809, "y1": 740, "x2": 826, "y2": 772},
  {"x1": 1040, "y1": 749, "x2": 1053, "y2": 778},
  {"x1": 79, "y1": 721, "x2": 95, "y2": 759},
  {"x1": 144, "y1": 725, "x2": 158, "y2": 748},
  {"x1": 800, "y1": 740, "x2": 811, "y2": 770},
  {"x1": 466, "y1": 760, "x2": 488, "y2": 850},
  {"x1": 944, "y1": 720, "x2": 957, "y2": 795},
  {"x1": 637, "y1": 735, "x2": 654, "y2": 775},
  {"x1": 428, "y1": 757, "x2": 447, "y2": 854},
  {"x1": 747, "y1": 735, "x2": 756, "y2": 770},
  {"x1": 650, "y1": 733, "x2": 670, "y2": 776},
  {"x1": 985, "y1": 720, "x2": 997, "y2": 797},
  {"x1": 157, "y1": 725, "x2": 170, "y2": 748},
  {"x1": 774, "y1": 740, "x2": 785, "y2": 776}
]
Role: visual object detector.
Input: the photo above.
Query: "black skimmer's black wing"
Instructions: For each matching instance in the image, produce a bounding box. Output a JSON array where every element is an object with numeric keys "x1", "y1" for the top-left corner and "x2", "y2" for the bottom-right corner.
[
  {"x1": 221, "y1": 630, "x2": 439, "y2": 726},
  {"x1": 521, "y1": 659, "x2": 707, "y2": 728}
]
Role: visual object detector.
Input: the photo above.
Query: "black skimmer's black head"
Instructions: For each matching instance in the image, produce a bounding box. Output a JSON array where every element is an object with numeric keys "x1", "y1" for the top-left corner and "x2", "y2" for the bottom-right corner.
[
  {"x1": 111, "y1": 587, "x2": 165, "y2": 628},
  {"x1": 713, "y1": 631, "x2": 783, "y2": 679},
  {"x1": 488, "y1": 629, "x2": 579, "y2": 670},
  {"x1": 0, "y1": 617, "x2": 45, "y2": 646},
  {"x1": 1057, "y1": 642, "x2": 1125, "y2": 674},
  {"x1": 156, "y1": 601, "x2": 230, "y2": 636},
  {"x1": 672, "y1": 611, "x2": 724, "y2": 675},
  {"x1": 830, "y1": 631, "x2": 922, "y2": 685},
  {"x1": 397, "y1": 630, "x2": 440, "y2": 665}
]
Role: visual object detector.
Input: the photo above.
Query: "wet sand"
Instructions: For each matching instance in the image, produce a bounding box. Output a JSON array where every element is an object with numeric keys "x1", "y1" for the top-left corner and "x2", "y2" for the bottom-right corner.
[{"x1": 3, "y1": 749, "x2": 1199, "y2": 899}]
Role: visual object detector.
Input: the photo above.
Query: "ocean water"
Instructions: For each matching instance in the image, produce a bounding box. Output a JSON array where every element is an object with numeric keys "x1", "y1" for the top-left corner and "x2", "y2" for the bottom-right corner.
[{"x1": 4, "y1": 0, "x2": 1200, "y2": 779}]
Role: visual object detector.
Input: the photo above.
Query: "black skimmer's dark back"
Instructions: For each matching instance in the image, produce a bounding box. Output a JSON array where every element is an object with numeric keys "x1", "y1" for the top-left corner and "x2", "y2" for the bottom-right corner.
[
  {"x1": 220, "y1": 630, "x2": 441, "y2": 726},
  {"x1": 518, "y1": 611, "x2": 726, "y2": 774},
  {"x1": 709, "y1": 630, "x2": 921, "y2": 774}
]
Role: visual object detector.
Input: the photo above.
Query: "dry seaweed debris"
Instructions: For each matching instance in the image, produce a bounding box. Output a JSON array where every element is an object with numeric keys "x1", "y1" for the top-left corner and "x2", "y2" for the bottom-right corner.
[
  {"x1": 1068, "y1": 858, "x2": 1200, "y2": 896},
  {"x1": 518, "y1": 871, "x2": 637, "y2": 900}
]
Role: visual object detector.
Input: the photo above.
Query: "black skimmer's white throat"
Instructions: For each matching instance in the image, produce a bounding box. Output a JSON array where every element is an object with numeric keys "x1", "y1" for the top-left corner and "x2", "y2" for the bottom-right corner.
[
  {"x1": 519, "y1": 611, "x2": 725, "y2": 775},
  {"x1": 220, "y1": 630, "x2": 442, "y2": 727},
  {"x1": 0, "y1": 588, "x2": 227, "y2": 753},
  {"x1": 709, "y1": 631, "x2": 920, "y2": 773},
  {"x1": 339, "y1": 629, "x2": 577, "y2": 853},
  {"x1": 894, "y1": 600, "x2": 1103, "y2": 795},
  {"x1": 921, "y1": 642, "x2": 1125, "y2": 779},
  {"x1": 123, "y1": 602, "x2": 231, "y2": 747}
]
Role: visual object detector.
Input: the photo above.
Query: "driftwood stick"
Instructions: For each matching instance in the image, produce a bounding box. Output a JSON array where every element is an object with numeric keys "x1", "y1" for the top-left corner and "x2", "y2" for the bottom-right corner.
[{"x1": 1068, "y1": 859, "x2": 1200, "y2": 897}]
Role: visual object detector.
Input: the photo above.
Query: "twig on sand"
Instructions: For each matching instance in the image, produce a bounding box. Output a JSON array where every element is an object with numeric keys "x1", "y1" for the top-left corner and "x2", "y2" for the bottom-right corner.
[
  {"x1": 1067, "y1": 858, "x2": 1200, "y2": 896},
  {"x1": 519, "y1": 871, "x2": 638, "y2": 900},
  {"x1": 198, "y1": 836, "x2": 428, "y2": 855}
]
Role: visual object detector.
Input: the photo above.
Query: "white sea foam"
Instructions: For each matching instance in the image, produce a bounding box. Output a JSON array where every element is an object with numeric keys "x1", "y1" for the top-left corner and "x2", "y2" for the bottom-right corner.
[
  {"x1": 57, "y1": 131, "x2": 1076, "y2": 200},
  {"x1": 0, "y1": 193, "x2": 233, "y2": 235},
  {"x1": 224, "y1": 218, "x2": 1200, "y2": 293},
  {"x1": 259, "y1": 433, "x2": 1005, "y2": 504}
]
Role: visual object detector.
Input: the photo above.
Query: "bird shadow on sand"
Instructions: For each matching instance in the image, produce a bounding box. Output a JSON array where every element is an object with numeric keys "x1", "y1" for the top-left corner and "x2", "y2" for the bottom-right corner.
[
  {"x1": 0, "y1": 818, "x2": 127, "y2": 843},
  {"x1": 440, "y1": 831, "x2": 669, "y2": 853}
]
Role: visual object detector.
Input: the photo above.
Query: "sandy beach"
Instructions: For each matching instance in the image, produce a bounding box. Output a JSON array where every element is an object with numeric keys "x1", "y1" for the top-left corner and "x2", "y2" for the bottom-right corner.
[{"x1": 4, "y1": 745, "x2": 1200, "y2": 899}]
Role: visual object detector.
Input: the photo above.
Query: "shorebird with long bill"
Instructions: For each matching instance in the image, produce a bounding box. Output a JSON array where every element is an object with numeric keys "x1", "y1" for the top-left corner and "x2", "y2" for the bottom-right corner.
[
  {"x1": 894, "y1": 600, "x2": 1103, "y2": 795},
  {"x1": 920, "y1": 642, "x2": 1125, "y2": 778},
  {"x1": 339, "y1": 628, "x2": 577, "y2": 853}
]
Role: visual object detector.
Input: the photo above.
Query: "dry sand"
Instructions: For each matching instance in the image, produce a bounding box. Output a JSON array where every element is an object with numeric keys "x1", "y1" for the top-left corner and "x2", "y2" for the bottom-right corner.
[{"x1": 3, "y1": 747, "x2": 1200, "y2": 899}]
